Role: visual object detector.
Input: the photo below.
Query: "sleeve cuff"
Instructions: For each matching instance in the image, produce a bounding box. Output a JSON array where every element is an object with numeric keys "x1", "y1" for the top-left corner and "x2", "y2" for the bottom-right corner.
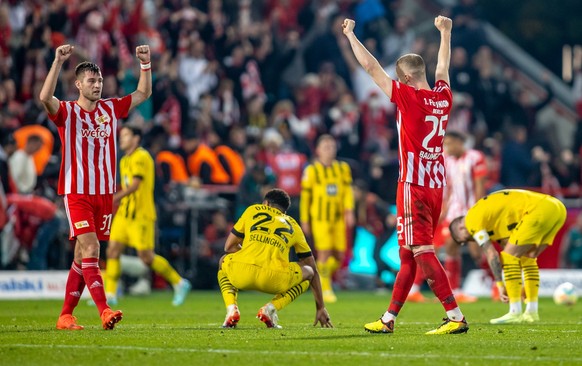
[
  {"x1": 296, "y1": 251, "x2": 312, "y2": 259},
  {"x1": 231, "y1": 228, "x2": 244, "y2": 238}
]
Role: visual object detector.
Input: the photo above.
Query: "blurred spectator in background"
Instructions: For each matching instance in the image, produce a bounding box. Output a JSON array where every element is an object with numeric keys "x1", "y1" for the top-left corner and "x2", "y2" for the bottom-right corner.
[
  {"x1": 235, "y1": 157, "x2": 276, "y2": 218},
  {"x1": 326, "y1": 92, "x2": 361, "y2": 159},
  {"x1": 381, "y1": 15, "x2": 415, "y2": 66},
  {"x1": 9, "y1": 134, "x2": 43, "y2": 194},
  {"x1": 500, "y1": 125, "x2": 537, "y2": 187},
  {"x1": 449, "y1": 0, "x2": 486, "y2": 55},
  {"x1": 260, "y1": 128, "x2": 307, "y2": 221},
  {"x1": 449, "y1": 47, "x2": 478, "y2": 98},
  {"x1": 0, "y1": 131, "x2": 17, "y2": 195},
  {"x1": 178, "y1": 38, "x2": 218, "y2": 108}
]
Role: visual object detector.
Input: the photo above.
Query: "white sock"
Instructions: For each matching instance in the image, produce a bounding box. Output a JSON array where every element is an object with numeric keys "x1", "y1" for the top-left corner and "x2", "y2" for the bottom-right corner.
[
  {"x1": 381, "y1": 311, "x2": 396, "y2": 323},
  {"x1": 173, "y1": 278, "x2": 185, "y2": 290},
  {"x1": 525, "y1": 301, "x2": 538, "y2": 313},
  {"x1": 509, "y1": 301, "x2": 522, "y2": 314},
  {"x1": 409, "y1": 284, "x2": 420, "y2": 293},
  {"x1": 446, "y1": 307, "x2": 464, "y2": 321}
]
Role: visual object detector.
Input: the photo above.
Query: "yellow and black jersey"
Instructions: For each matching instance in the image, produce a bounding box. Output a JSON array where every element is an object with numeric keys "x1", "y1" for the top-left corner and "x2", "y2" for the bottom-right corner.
[
  {"x1": 231, "y1": 204, "x2": 311, "y2": 269},
  {"x1": 118, "y1": 147, "x2": 156, "y2": 221},
  {"x1": 300, "y1": 160, "x2": 354, "y2": 223},
  {"x1": 465, "y1": 189, "x2": 551, "y2": 245}
]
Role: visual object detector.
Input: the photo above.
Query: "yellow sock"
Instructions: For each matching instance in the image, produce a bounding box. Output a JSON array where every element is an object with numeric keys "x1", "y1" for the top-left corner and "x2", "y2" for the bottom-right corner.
[
  {"x1": 271, "y1": 280, "x2": 310, "y2": 311},
  {"x1": 104, "y1": 258, "x2": 121, "y2": 296},
  {"x1": 318, "y1": 259, "x2": 332, "y2": 292},
  {"x1": 328, "y1": 256, "x2": 340, "y2": 276},
  {"x1": 151, "y1": 255, "x2": 182, "y2": 286},
  {"x1": 501, "y1": 251, "x2": 522, "y2": 303},
  {"x1": 521, "y1": 256, "x2": 539, "y2": 303},
  {"x1": 217, "y1": 269, "x2": 237, "y2": 307}
]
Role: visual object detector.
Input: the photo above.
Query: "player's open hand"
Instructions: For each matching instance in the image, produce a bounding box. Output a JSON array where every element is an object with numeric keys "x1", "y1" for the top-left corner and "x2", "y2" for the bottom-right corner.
[
  {"x1": 136, "y1": 45, "x2": 151, "y2": 63},
  {"x1": 342, "y1": 19, "x2": 355, "y2": 35},
  {"x1": 434, "y1": 15, "x2": 452, "y2": 33},
  {"x1": 314, "y1": 308, "x2": 333, "y2": 328},
  {"x1": 55, "y1": 45, "x2": 74, "y2": 63}
]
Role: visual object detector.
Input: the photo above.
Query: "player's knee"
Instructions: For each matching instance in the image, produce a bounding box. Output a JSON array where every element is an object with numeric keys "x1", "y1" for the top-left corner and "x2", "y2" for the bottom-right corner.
[
  {"x1": 138, "y1": 250, "x2": 155, "y2": 266},
  {"x1": 106, "y1": 243, "x2": 122, "y2": 259},
  {"x1": 218, "y1": 254, "x2": 227, "y2": 270},
  {"x1": 411, "y1": 245, "x2": 435, "y2": 257},
  {"x1": 302, "y1": 265, "x2": 315, "y2": 281}
]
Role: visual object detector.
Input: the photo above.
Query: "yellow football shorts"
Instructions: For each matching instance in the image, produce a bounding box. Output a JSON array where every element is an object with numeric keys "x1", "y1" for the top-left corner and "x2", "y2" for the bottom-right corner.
[
  {"x1": 222, "y1": 254, "x2": 304, "y2": 294},
  {"x1": 311, "y1": 220, "x2": 347, "y2": 252},
  {"x1": 109, "y1": 214, "x2": 155, "y2": 251},
  {"x1": 509, "y1": 196, "x2": 567, "y2": 246}
]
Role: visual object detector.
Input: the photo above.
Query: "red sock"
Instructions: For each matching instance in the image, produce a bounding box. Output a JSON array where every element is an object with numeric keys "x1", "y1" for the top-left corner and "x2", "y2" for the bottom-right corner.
[
  {"x1": 413, "y1": 265, "x2": 425, "y2": 286},
  {"x1": 82, "y1": 258, "x2": 109, "y2": 315},
  {"x1": 60, "y1": 261, "x2": 85, "y2": 316},
  {"x1": 388, "y1": 247, "x2": 416, "y2": 316},
  {"x1": 444, "y1": 257, "x2": 461, "y2": 290},
  {"x1": 415, "y1": 251, "x2": 459, "y2": 311}
]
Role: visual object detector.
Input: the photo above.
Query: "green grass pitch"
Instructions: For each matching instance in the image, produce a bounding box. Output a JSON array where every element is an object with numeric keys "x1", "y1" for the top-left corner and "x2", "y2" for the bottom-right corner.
[{"x1": 1, "y1": 290, "x2": 581, "y2": 365}]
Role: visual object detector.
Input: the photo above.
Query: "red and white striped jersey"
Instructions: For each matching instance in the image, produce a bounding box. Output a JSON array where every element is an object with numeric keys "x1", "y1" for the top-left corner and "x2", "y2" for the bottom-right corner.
[
  {"x1": 443, "y1": 149, "x2": 487, "y2": 221},
  {"x1": 391, "y1": 80, "x2": 452, "y2": 188},
  {"x1": 49, "y1": 96, "x2": 132, "y2": 195}
]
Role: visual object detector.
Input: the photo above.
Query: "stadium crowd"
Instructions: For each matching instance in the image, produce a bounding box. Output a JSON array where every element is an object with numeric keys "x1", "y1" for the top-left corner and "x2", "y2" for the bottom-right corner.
[{"x1": 0, "y1": 0, "x2": 581, "y2": 280}]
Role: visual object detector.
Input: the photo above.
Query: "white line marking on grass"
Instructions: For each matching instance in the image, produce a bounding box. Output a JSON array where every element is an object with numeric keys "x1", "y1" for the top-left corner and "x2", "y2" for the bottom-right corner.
[{"x1": 2, "y1": 344, "x2": 582, "y2": 362}]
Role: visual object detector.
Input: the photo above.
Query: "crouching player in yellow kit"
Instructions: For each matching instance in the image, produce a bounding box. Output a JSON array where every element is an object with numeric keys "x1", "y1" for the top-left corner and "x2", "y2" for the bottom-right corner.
[
  {"x1": 449, "y1": 189, "x2": 566, "y2": 324},
  {"x1": 105, "y1": 126, "x2": 191, "y2": 306},
  {"x1": 218, "y1": 189, "x2": 333, "y2": 329}
]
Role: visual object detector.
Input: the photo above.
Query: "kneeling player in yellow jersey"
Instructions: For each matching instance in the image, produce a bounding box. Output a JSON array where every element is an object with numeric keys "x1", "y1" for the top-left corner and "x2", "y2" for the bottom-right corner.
[
  {"x1": 218, "y1": 189, "x2": 333, "y2": 329},
  {"x1": 105, "y1": 126, "x2": 191, "y2": 306},
  {"x1": 449, "y1": 189, "x2": 567, "y2": 324}
]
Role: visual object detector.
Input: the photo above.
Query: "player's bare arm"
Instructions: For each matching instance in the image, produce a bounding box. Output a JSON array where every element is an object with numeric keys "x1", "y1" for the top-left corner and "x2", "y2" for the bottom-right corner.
[
  {"x1": 130, "y1": 45, "x2": 153, "y2": 111},
  {"x1": 39, "y1": 44, "x2": 74, "y2": 116},
  {"x1": 224, "y1": 232, "x2": 243, "y2": 253},
  {"x1": 300, "y1": 256, "x2": 333, "y2": 328},
  {"x1": 482, "y1": 240, "x2": 509, "y2": 302},
  {"x1": 342, "y1": 18, "x2": 393, "y2": 99},
  {"x1": 113, "y1": 177, "x2": 142, "y2": 204},
  {"x1": 434, "y1": 15, "x2": 452, "y2": 85}
]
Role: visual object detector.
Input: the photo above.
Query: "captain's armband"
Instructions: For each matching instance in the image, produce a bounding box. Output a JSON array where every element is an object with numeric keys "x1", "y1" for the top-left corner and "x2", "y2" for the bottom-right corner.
[{"x1": 473, "y1": 229, "x2": 490, "y2": 247}]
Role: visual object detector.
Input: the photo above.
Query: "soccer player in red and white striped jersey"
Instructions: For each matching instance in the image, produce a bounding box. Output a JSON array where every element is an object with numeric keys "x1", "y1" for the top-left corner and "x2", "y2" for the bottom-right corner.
[
  {"x1": 39, "y1": 44, "x2": 152, "y2": 330},
  {"x1": 344, "y1": 16, "x2": 469, "y2": 334},
  {"x1": 435, "y1": 131, "x2": 487, "y2": 301}
]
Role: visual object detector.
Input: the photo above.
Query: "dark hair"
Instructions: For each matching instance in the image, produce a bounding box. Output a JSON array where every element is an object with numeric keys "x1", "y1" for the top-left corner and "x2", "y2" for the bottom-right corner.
[
  {"x1": 316, "y1": 134, "x2": 335, "y2": 147},
  {"x1": 445, "y1": 130, "x2": 467, "y2": 142},
  {"x1": 449, "y1": 216, "x2": 465, "y2": 245},
  {"x1": 264, "y1": 188, "x2": 291, "y2": 212},
  {"x1": 122, "y1": 125, "x2": 143, "y2": 142},
  {"x1": 75, "y1": 61, "x2": 101, "y2": 79},
  {"x1": 26, "y1": 134, "x2": 43, "y2": 144}
]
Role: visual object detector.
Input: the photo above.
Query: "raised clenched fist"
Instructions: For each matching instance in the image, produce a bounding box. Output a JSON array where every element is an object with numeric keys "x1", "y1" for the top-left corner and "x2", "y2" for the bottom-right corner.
[
  {"x1": 434, "y1": 15, "x2": 452, "y2": 32},
  {"x1": 342, "y1": 19, "x2": 355, "y2": 35},
  {"x1": 55, "y1": 45, "x2": 74, "y2": 63},
  {"x1": 135, "y1": 45, "x2": 151, "y2": 63}
]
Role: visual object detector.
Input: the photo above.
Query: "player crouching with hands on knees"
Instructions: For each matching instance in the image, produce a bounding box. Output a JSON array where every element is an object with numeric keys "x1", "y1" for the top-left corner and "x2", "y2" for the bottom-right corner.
[{"x1": 217, "y1": 188, "x2": 333, "y2": 329}]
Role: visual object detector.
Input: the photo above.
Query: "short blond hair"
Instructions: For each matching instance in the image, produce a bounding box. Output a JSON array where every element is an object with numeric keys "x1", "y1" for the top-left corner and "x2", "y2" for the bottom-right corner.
[{"x1": 395, "y1": 53, "x2": 426, "y2": 82}]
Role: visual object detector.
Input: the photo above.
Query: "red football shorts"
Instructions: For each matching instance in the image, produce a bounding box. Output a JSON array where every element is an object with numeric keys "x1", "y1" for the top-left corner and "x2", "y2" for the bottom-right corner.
[
  {"x1": 64, "y1": 194, "x2": 113, "y2": 241},
  {"x1": 396, "y1": 181, "x2": 443, "y2": 246}
]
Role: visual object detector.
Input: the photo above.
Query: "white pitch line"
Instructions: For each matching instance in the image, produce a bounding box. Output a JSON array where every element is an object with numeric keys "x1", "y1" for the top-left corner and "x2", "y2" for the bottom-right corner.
[{"x1": 1, "y1": 344, "x2": 581, "y2": 362}]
